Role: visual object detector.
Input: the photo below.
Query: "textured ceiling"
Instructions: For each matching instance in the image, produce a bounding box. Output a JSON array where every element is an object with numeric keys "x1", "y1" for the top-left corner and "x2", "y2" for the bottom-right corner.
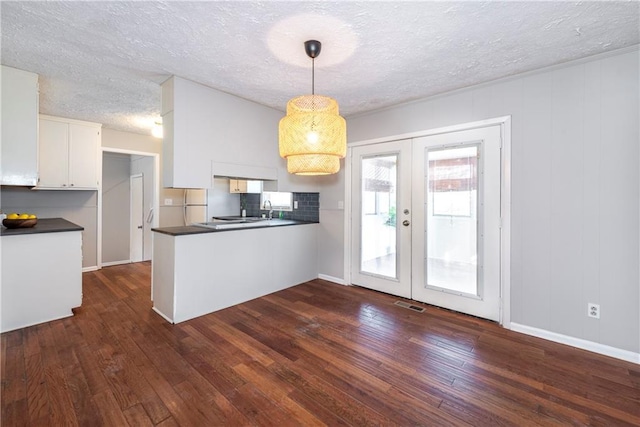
[{"x1": 1, "y1": 1, "x2": 638, "y2": 135}]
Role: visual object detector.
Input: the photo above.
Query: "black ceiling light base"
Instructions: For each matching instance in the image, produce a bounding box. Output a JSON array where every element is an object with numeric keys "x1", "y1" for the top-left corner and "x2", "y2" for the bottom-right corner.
[{"x1": 304, "y1": 40, "x2": 321, "y2": 59}]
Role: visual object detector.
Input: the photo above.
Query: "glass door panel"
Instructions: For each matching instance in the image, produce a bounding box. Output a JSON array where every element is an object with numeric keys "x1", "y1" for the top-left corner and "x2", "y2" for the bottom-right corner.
[
  {"x1": 361, "y1": 154, "x2": 398, "y2": 279},
  {"x1": 426, "y1": 145, "x2": 479, "y2": 296}
]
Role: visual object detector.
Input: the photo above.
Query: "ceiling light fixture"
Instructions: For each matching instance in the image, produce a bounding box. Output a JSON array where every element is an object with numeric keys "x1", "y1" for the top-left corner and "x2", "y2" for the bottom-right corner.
[{"x1": 279, "y1": 40, "x2": 346, "y2": 175}]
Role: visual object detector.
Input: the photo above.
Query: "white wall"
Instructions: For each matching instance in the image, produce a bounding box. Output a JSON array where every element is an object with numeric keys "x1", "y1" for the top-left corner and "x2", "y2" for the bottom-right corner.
[
  {"x1": 102, "y1": 152, "x2": 131, "y2": 264},
  {"x1": 208, "y1": 177, "x2": 240, "y2": 217},
  {"x1": 321, "y1": 47, "x2": 639, "y2": 355},
  {"x1": 317, "y1": 168, "x2": 346, "y2": 281},
  {"x1": 102, "y1": 128, "x2": 161, "y2": 154}
]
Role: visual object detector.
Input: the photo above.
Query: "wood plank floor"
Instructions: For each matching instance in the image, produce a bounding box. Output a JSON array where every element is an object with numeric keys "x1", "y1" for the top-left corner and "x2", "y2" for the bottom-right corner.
[{"x1": 2, "y1": 262, "x2": 639, "y2": 426}]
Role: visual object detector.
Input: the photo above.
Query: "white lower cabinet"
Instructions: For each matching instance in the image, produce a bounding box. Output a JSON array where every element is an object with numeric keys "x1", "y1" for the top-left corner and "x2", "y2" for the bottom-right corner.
[
  {"x1": 152, "y1": 224, "x2": 318, "y2": 323},
  {"x1": 1, "y1": 231, "x2": 83, "y2": 332},
  {"x1": 38, "y1": 115, "x2": 101, "y2": 189}
]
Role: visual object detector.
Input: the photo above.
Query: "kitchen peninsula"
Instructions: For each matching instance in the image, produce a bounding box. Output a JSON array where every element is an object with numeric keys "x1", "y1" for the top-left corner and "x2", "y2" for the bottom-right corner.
[
  {"x1": 151, "y1": 219, "x2": 318, "y2": 323},
  {"x1": 1, "y1": 218, "x2": 83, "y2": 332}
]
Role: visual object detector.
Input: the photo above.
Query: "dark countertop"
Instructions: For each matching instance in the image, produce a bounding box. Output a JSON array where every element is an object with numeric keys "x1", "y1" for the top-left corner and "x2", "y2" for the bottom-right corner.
[
  {"x1": 152, "y1": 218, "x2": 318, "y2": 236},
  {"x1": 1, "y1": 217, "x2": 84, "y2": 236}
]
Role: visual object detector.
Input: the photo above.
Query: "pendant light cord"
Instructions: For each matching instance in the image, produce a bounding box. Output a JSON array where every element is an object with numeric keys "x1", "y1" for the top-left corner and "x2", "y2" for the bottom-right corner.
[{"x1": 311, "y1": 57, "x2": 315, "y2": 95}]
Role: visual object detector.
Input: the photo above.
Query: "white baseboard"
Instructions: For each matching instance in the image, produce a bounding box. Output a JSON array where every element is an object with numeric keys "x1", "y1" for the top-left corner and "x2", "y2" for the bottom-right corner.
[
  {"x1": 510, "y1": 323, "x2": 640, "y2": 365},
  {"x1": 152, "y1": 306, "x2": 174, "y2": 324},
  {"x1": 82, "y1": 266, "x2": 98, "y2": 272},
  {"x1": 1, "y1": 312, "x2": 74, "y2": 333},
  {"x1": 101, "y1": 260, "x2": 131, "y2": 267},
  {"x1": 317, "y1": 274, "x2": 346, "y2": 285}
]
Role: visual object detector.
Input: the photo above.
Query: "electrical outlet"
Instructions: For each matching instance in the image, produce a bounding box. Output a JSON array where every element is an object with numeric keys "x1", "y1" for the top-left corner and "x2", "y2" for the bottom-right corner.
[
  {"x1": 164, "y1": 198, "x2": 173, "y2": 206},
  {"x1": 294, "y1": 200, "x2": 298, "y2": 209},
  {"x1": 587, "y1": 303, "x2": 600, "y2": 319}
]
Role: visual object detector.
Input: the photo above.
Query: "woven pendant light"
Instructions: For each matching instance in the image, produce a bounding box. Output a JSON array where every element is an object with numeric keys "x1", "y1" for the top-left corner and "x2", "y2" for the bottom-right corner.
[{"x1": 279, "y1": 40, "x2": 346, "y2": 175}]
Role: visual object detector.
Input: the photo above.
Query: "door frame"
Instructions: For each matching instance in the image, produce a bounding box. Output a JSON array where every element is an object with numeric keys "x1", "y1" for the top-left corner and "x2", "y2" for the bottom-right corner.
[
  {"x1": 344, "y1": 116, "x2": 512, "y2": 327},
  {"x1": 98, "y1": 148, "x2": 160, "y2": 269}
]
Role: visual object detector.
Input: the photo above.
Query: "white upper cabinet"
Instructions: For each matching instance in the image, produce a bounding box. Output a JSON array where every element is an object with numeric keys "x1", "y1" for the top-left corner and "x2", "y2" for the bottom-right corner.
[
  {"x1": 37, "y1": 115, "x2": 101, "y2": 189},
  {"x1": 160, "y1": 76, "x2": 283, "y2": 189},
  {"x1": 1, "y1": 66, "x2": 39, "y2": 186},
  {"x1": 69, "y1": 123, "x2": 101, "y2": 188},
  {"x1": 161, "y1": 77, "x2": 213, "y2": 189},
  {"x1": 38, "y1": 118, "x2": 69, "y2": 188}
]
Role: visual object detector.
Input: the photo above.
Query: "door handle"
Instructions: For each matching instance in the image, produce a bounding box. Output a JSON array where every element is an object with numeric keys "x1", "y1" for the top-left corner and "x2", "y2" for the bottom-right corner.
[
  {"x1": 146, "y1": 207, "x2": 154, "y2": 223},
  {"x1": 402, "y1": 220, "x2": 410, "y2": 226}
]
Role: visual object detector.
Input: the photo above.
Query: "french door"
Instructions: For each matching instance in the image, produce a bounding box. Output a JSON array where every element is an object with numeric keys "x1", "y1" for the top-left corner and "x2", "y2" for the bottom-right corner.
[
  {"x1": 350, "y1": 140, "x2": 412, "y2": 298},
  {"x1": 351, "y1": 126, "x2": 502, "y2": 321}
]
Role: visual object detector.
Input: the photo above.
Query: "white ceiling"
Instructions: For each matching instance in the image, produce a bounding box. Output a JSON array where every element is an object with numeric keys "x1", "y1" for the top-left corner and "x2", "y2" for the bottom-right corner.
[{"x1": 2, "y1": 1, "x2": 638, "y2": 136}]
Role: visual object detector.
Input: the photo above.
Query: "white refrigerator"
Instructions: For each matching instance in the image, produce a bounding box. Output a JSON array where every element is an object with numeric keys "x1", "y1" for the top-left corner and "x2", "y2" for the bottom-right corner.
[{"x1": 183, "y1": 189, "x2": 208, "y2": 225}]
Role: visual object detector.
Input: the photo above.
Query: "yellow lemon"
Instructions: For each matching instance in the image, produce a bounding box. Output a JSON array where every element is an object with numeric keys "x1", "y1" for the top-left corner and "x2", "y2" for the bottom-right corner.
[
  {"x1": 18, "y1": 213, "x2": 29, "y2": 219},
  {"x1": 28, "y1": 214, "x2": 37, "y2": 219},
  {"x1": 7, "y1": 213, "x2": 19, "y2": 219}
]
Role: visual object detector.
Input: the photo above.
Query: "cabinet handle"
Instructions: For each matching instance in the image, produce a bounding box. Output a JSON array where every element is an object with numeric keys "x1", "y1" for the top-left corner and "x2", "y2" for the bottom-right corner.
[{"x1": 70, "y1": 183, "x2": 74, "y2": 187}]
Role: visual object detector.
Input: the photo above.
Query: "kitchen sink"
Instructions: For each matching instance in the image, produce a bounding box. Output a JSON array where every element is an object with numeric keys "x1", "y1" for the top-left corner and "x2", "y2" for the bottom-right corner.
[
  {"x1": 243, "y1": 217, "x2": 269, "y2": 222},
  {"x1": 194, "y1": 218, "x2": 296, "y2": 230},
  {"x1": 205, "y1": 222, "x2": 265, "y2": 229},
  {"x1": 210, "y1": 216, "x2": 268, "y2": 223}
]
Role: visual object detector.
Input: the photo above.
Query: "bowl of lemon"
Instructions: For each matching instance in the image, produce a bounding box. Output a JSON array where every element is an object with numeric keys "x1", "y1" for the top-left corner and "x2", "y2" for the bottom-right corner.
[{"x1": 3, "y1": 213, "x2": 38, "y2": 229}]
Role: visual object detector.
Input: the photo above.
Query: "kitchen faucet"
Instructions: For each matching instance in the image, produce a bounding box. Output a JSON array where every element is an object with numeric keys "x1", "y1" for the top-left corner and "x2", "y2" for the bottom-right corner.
[{"x1": 263, "y1": 200, "x2": 273, "y2": 219}]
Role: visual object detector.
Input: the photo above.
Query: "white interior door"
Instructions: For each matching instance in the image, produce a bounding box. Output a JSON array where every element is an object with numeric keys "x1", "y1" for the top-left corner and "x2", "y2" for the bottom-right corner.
[
  {"x1": 350, "y1": 140, "x2": 412, "y2": 298},
  {"x1": 130, "y1": 174, "x2": 144, "y2": 263},
  {"x1": 411, "y1": 126, "x2": 502, "y2": 321}
]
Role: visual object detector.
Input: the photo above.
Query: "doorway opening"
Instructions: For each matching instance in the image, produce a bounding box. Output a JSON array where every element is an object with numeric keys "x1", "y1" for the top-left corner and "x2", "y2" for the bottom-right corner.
[{"x1": 98, "y1": 148, "x2": 159, "y2": 268}]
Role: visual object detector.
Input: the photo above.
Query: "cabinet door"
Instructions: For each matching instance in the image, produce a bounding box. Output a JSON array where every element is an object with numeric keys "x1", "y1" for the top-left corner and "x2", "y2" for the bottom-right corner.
[
  {"x1": 228, "y1": 180, "x2": 259, "y2": 193},
  {"x1": 69, "y1": 123, "x2": 99, "y2": 188},
  {"x1": 38, "y1": 119, "x2": 69, "y2": 187},
  {"x1": 236, "y1": 180, "x2": 248, "y2": 193},
  {"x1": 1, "y1": 66, "x2": 38, "y2": 186},
  {"x1": 229, "y1": 179, "x2": 243, "y2": 193}
]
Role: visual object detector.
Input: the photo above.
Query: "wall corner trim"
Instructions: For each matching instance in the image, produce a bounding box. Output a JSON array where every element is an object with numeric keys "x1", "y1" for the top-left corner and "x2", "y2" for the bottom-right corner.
[
  {"x1": 318, "y1": 274, "x2": 347, "y2": 285},
  {"x1": 510, "y1": 323, "x2": 640, "y2": 365}
]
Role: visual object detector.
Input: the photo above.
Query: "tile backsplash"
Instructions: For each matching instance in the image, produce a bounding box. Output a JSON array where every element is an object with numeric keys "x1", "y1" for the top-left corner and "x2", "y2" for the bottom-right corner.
[{"x1": 242, "y1": 192, "x2": 319, "y2": 222}]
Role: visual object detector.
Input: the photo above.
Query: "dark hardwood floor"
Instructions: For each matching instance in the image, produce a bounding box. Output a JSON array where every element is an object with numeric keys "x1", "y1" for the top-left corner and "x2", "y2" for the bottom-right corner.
[{"x1": 2, "y1": 262, "x2": 639, "y2": 426}]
